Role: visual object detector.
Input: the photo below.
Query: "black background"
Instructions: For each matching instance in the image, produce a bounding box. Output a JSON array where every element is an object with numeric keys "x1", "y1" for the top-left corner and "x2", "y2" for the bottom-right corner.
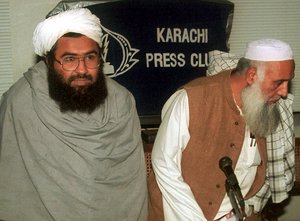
[{"x1": 87, "y1": 0, "x2": 234, "y2": 126}]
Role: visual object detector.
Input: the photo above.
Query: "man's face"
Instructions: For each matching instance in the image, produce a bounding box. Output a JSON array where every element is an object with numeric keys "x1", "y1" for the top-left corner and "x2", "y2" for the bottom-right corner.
[
  {"x1": 47, "y1": 35, "x2": 107, "y2": 113},
  {"x1": 53, "y1": 35, "x2": 100, "y2": 90},
  {"x1": 241, "y1": 60, "x2": 294, "y2": 136},
  {"x1": 259, "y1": 60, "x2": 295, "y2": 104}
]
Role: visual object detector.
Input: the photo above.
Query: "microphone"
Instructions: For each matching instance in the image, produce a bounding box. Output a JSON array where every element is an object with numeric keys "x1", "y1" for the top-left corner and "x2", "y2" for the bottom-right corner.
[{"x1": 219, "y1": 156, "x2": 245, "y2": 210}]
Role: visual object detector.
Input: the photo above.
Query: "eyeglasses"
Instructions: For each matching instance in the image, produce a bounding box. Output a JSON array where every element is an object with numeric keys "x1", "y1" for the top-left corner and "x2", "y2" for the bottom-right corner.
[{"x1": 55, "y1": 54, "x2": 100, "y2": 71}]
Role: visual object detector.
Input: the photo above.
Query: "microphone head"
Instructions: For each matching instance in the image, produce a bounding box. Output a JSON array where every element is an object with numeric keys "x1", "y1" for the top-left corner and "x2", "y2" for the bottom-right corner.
[{"x1": 219, "y1": 156, "x2": 232, "y2": 171}]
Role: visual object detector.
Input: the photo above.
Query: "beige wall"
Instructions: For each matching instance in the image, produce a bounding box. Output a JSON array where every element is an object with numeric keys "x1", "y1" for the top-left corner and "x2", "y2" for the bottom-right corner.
[{"x1": 9, "y1": 0, "x2": 60, "y2": 81}]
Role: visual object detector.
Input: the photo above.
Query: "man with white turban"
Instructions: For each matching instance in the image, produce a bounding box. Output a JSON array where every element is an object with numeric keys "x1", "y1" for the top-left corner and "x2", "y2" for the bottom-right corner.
[
  {"x1": 148, "y1": 39, "x2": 295, "y2": 221},
  {"x1": 0, "y1": 8, "x2": 148, "y2": 221}
]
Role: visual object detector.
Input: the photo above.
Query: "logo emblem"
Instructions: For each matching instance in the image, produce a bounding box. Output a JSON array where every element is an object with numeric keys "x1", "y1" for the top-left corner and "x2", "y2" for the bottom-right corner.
[{"x1": 101, "y1": 25, "x2": 140, "y2": 77}]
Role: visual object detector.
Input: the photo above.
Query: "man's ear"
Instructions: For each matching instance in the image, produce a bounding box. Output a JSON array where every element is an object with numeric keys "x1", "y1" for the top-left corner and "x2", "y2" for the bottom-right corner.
[
  {"x1": 44, "y1": 56, "x2": 49, "y2": 66},
  {"x1": 245, "y1": 67, "x2": 257, "y2": 85},
  {"x1": 44, "y1": 56, "x2": 53, "y2": 69}
]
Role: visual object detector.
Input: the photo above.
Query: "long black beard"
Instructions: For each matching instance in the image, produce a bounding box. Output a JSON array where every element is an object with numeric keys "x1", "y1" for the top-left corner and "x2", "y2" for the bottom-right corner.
[{"x1": 47, "y1": 67, "x2": 108, "y2": 114}]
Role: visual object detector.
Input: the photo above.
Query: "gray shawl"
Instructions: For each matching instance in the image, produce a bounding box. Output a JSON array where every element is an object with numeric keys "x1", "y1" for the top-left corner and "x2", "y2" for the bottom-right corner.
[{"x1": 0, "y1": 61, "x2": 147, "y2": 221}]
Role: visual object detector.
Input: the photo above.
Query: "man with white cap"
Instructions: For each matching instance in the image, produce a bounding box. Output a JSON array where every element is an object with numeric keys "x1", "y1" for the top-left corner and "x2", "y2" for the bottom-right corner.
[
  {"x1": 0, "y1": 8, "x2": 148, "y2": 221},
  {"x1": 147, "y1": 39, "x2": 295, "y2": 221}
]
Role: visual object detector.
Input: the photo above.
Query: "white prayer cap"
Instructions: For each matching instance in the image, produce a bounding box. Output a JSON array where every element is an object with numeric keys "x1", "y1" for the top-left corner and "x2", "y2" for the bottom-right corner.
[
  {"x1": 244, "y1": 39, "x2": 293, "y2": 61},
  {"x1": 33, "y1": 8, "x2": 102, "y2": 56}
]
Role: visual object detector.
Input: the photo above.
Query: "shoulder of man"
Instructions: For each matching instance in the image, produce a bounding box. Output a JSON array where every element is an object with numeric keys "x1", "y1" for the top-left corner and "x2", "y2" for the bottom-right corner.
[
  {"x1": 1, "y1": 75, "x2": 31, "y2": 107},
  {"x1": 0, "y1": 61, "x2": 46, "y2": 113},
  {"x1": 184, "y1": 69, "x2": 231, "y2": 90},
  {"x1": 105, "y1": 76, "x2": 137, "y2": 111},
  {"x1": 105, "y1": 76, "x2": 134, "y2": 99}
]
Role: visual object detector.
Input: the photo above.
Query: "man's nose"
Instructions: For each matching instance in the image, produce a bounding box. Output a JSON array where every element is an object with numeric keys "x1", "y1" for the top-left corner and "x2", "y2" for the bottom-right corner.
[
  {"x1": 75, "y1": 58, "x2": 88, "y2": 73},
  {"x1": 277, "y1": 81, "x2": 289, "y2": 98}
]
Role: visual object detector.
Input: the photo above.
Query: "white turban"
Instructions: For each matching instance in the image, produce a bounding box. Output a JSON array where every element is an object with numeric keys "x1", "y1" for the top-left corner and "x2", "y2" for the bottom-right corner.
[
  {"x1": 244, "y1": 39, "x2": 293, "y2": 61},
  {"x1": 33, "y1": 8, "x2": 102, "y2": 56}
]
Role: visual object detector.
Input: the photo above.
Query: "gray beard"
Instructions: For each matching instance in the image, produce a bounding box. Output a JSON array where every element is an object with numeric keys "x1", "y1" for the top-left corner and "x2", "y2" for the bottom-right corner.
[{"x1": 241, "y1": 81, "x2": 281, "y2": 137}]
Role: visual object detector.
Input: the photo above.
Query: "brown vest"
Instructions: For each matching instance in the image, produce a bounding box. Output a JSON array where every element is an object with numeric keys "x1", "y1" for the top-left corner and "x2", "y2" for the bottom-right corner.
[{"x1": 148, "y1": 71, "x2": 267, "y2": 221}]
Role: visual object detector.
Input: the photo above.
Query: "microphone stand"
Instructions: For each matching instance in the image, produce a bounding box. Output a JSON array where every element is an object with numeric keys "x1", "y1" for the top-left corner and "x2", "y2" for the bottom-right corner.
[
  {"x1": 225, "y1": 179, "x2": 246, "y2": 221},
  {"x1": 219, "y1": 156, "x2": 247, "y2": 220}
]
